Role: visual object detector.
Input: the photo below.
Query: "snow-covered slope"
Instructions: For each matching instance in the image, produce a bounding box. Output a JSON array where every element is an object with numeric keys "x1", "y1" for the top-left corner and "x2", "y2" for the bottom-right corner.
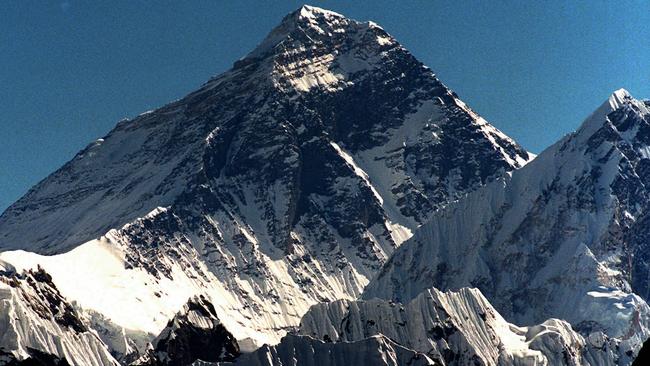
[
  {"x1": 365, "y1": 90, "x2": 650, "y2": 361},
  {"x1": 302, "y1": 287, "x2": 619, "y2": 366},
  {"x1": 216, "y1": 334, "x2": 436, "y2": 366},
  {"x1": 0, "y1": 261, "x2": 119, "y2": 366},
  {"x1": 0, "y1": 4, "x2": 530, "y2": 354}
]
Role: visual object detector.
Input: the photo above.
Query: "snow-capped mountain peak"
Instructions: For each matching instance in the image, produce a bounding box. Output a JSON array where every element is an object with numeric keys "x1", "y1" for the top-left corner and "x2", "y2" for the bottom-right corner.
[
  {"x1": 0, "y1": 5, "x2": 532, "y2": 363},
  {"x1": 245, "y1": 5, "x2": 371, "y2": 60}
]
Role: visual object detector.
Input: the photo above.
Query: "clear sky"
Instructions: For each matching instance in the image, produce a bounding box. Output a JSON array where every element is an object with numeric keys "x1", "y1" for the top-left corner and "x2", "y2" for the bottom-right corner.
[{"x1": 1, "y1": 1, "x2": 649, "y2": 212}]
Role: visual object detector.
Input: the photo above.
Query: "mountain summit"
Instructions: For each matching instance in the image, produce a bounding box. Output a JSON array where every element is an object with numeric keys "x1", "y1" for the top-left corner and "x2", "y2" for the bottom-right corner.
[
  {"x1": 0, "y1": 5, "x2": 531, "y2": 361},
  {"x1": 243, "y1": 5, "x2": 353, "y2": 60}
]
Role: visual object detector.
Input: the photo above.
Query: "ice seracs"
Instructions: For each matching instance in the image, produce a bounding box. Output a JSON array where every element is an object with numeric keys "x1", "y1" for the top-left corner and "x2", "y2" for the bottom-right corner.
[
  {"x1": 300, "y1": 287, "x2": 620, "y2": 365},
  {"x1": 244, "y1": 4, "x2": 400, "y2": 93}
]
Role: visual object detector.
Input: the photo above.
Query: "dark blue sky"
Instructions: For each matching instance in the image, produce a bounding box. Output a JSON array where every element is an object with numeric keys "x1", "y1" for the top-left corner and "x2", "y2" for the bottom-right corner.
[{"x1": 1, "y1": 1, "x2": 649, "y2": 211}]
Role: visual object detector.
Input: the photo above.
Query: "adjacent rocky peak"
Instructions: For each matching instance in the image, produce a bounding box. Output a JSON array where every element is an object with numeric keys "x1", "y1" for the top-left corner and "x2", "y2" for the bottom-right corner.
[
  {"x1": 609, "y1": 88, "x2": 633, "y2": 108},
  {"x1": 244, "y1": 5, "x2": 352, "y2": 59},
  {"x1": 133, "y1": 295, "x2": 239, "y2": 366}
]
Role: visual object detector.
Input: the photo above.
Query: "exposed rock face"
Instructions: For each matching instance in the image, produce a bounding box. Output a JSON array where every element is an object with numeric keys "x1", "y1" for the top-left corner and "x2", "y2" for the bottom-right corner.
[
  {"x1": 133, "y1": 296, "x2": 239, "y2": 366},
  {"x1": 365, "y1": 90, "x2": 650, "y2": 363},
  {"x1": 0, "y1": 261, "x2": 119, "y2": 366},
  {"x1": 0, "y1": 5, "x2": 530, "y2": 351}
]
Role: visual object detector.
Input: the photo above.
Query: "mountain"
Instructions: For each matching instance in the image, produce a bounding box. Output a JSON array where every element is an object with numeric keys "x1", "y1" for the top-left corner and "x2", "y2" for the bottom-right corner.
[
  {"x1": 0, "y1": 261, "x2": 119, "y2": 366},
  {"x1": 364, "y1": 89, "x2": 650, "y2": 362},
  {"x1": 0, "y1": 261, "x2": 623, "y2": 366},
  {"x1": 0, "y1": 4, "x2": 531, "y2": 359},
  {"x1": 633, "y1": 339, "x2": 650, "y2": 366}
]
